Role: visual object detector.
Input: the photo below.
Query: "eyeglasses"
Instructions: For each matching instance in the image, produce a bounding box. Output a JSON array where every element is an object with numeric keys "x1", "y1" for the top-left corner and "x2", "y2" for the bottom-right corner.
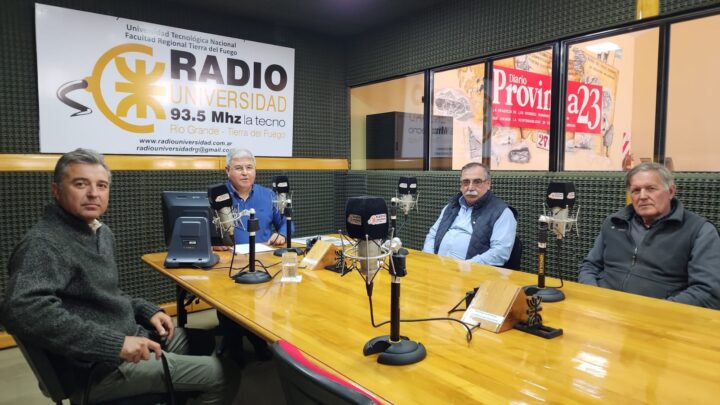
[
  {"x1": 461, "y1": 178, "x2": 487, "y2": 187},
  {"x1": 230, "y1": 165, "x2": 255, "y2": 173}
]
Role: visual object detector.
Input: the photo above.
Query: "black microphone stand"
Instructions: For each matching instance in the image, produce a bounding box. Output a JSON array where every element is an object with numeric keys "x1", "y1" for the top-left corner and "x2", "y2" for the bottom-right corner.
[
  {"x1": 389, "y1": 200, "x2": 398, "y2": 239},
  {"x1": 274, "y1": 200, "x2": 304, "y2": 256},
  {"x1": 524, "y1": 220, "x2": 565, "y2": 302},
  {"x1": 234, "y1": 211, "x2": 272, "y2": 284},
  {"x1": 363, "y1": 248, "x2": 426, "y2": 365}
]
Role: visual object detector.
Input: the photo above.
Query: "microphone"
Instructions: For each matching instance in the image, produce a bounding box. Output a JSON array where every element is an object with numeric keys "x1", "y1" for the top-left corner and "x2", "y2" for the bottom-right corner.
[
  {"x1": 208, "y1": 183, "x2": 238, "y2": 246},
  {"x1": 272, "y1": 175, "x2": 290, "y2": 213},
  {"x1": 542, "y1": 182, "x2": 578, "y2": 240},
  {"x1": 524, "y1": 182, "x2": 579, "y2": 303},
  {"x1": 396, "y1": 176, "x2": 418, "y2": 216},
  {"x1": 345, "y1": 196, "x2": 390, "y2": 284},
  {"x1": 272, "y1": 175, "x2": 303, "y2": 257},
  {"x1": 233, "y1": 208, "x2": 272, "y2": 284},
  {"x1": 344, "y1": 197, "x2": 426, "y2": 366}
]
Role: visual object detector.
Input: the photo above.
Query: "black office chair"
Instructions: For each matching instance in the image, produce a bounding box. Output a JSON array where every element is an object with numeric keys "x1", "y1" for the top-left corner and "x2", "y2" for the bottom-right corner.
[
  {"x1": 271, "y1": 340, "x2": 379, "y2": 405},
  {"x1": 504, "y1": 206, "x2": 523, "y2": 271},
  {"x1": 14, "y1": 336, "x2": 176, "y2": 405}
]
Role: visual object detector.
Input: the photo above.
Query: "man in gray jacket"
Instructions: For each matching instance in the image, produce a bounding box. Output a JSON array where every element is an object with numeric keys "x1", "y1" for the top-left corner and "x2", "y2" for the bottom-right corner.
[
  {"x1": 1, "y1": 148, "x2": 239, "y2": 403},
  {"x1": 578, "y1": 162, "x2": 720, "y2": 309}
]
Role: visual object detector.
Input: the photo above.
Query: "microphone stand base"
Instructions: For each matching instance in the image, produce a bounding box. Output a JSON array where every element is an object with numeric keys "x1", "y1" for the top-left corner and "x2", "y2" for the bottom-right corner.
[
  {"x1": 523, "y1": 285, "x2": 565, "y2": 302},
  {"x1": 233, "y1": 270, "x2": 272, "y2": 284},
  {"x1": 363, "y1": 335, "x2": 426, "y2": 366},
  {"x1": 273, "y1": 247, "x2": 305, "y2": 257}
]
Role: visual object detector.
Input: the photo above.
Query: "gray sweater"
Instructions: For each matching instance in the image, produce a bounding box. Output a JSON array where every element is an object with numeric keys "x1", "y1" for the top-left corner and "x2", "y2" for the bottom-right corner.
[{"x1": 1, "y1": 203, "x2": 160, "y2": 366}]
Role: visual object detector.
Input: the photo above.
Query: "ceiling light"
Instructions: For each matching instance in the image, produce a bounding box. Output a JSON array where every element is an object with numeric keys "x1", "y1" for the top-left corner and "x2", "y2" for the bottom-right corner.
[{"x1": 585, "y1": 41, "x2": 621, "y2": 53}]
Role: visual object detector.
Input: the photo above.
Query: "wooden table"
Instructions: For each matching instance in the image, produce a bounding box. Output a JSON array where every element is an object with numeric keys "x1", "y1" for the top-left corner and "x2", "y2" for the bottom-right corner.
[{"x1": 142, "y1": 248, "x2": 720, "y2": 404}]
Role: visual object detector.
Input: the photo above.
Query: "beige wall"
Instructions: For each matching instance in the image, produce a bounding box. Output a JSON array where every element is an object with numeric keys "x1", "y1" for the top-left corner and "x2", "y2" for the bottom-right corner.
[
  {"x1": 631, "y1": 29, "x2": 659, "y2": 163},
  {"x1": 565, "y1": 30, "x2": 659, "y2": 170},
  {"x1": 666, "y1": 14, "x2": 720, "y2": 171},
  {"x1": 350, "y1": 75, "x2": 424, "y2": 169}
]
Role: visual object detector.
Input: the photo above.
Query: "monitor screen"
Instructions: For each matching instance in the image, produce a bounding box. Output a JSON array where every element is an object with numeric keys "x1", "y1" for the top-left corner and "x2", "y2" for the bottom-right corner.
[{"x1": 161, "y1": 191, "x2": 223, "y2": 247}]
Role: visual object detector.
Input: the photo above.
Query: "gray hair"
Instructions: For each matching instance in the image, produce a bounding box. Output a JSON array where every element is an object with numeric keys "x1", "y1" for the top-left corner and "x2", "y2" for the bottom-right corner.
[
  {"x1": 225, "y1": 147, "x2": 256, "y2": 167},
  {"x1": 53, "y1": 148, "x2": 111, "y2": 184},
  {"x1": 460, "y1": 161, "x2": 491, "y2": 181},
  {"x1": 626, "y1": 162, "x2": 675, "y2": 190}
]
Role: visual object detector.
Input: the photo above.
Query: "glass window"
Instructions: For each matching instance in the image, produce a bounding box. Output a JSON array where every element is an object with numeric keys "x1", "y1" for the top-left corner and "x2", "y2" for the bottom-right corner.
[
  {"x1": 666, "y1": 14, "x2": 720, "y2": 171},
  {"x1": 350, "y1": 74, "x2": 425, "y2": 170},
  {"x1": 564, "y1": 29, "x2": 658, "y2": 170},
  {"x1": 431, "y1": 63, "x2": 485, "y2": 170},
  {"x1": 490, "y1": 49, "x2": 553, "y2": 170}
]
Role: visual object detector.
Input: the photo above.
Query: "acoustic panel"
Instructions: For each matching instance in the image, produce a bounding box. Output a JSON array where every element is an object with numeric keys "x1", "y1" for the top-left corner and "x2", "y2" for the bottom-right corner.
[{"x1": 0, "y1": 169, "x2": 347, "y2": 333}]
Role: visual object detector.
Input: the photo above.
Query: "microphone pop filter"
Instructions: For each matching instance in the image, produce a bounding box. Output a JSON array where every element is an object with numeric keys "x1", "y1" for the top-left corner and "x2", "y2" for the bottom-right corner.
[
  {"x1": 546, "y1": 182, "x2": 576, "y2": 209},
  {"x1": 272, "y1": 175, "x2": 290, "y2": 194},
  {"x1": 398, "y1": 177, "x2": 418, "y2": 195},
  {"x1": 345, "y1": 196, "x2": 388, "y2": 240},
  {"x1": 208, "y1": 183, "x2": 232, "y2": 210}
]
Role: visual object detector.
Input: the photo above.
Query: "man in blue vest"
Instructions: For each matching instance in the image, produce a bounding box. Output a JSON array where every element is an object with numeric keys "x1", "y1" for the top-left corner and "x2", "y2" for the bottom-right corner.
[
  {"x1": 423, "y1": 162, "x2": 517, "y2": 266},
  {"x1": 579, "y1": 162, "x2": 720, "y2": 309}
]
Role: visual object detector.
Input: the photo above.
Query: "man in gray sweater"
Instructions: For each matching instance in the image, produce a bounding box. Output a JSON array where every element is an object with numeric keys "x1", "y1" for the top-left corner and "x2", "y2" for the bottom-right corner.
[
  {"x1": 0, "y1": 149, "x2": 239, "y2": 403},
  {"x1": 579, "y1": 162, "x2": 720, "y2": 309}
]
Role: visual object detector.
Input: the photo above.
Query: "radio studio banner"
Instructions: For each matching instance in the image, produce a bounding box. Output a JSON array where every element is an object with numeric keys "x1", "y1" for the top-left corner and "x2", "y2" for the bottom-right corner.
[
  {"x1": 492, "y1": 66, "x2": 602, "y2": 135},
  {"x1": 35, "y1": 4, "x2": 295, "y2": 156}
]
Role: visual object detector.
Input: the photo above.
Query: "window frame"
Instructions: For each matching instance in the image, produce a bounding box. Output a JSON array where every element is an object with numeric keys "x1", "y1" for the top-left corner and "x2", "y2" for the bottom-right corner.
[{"x1": 349, "y1": 5, "x2": 720, "y2": 172}]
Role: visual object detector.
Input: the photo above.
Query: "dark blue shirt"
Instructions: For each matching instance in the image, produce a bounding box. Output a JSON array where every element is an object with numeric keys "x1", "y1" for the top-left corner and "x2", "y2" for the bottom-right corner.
[{"x1": 225, "y1": 180, "x2": 291, "y2": 244}]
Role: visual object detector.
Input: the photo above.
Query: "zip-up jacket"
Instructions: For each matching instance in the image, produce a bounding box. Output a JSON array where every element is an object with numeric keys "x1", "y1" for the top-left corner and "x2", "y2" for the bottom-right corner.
[{"x1": 579, "y1": 199, "x2": 720, "y2": 309}]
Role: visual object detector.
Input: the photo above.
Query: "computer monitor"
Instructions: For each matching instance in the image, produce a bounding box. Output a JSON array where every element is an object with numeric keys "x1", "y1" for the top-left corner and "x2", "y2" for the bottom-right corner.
[{"x1": 161, "y1": 191, "x2": 223, "y2": 247}]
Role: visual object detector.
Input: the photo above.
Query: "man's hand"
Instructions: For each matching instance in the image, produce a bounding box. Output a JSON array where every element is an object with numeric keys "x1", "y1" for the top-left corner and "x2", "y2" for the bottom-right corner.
[
  {"x1": 149, "y1": 311, "x2": 175, "y2": 341},
  {"x1": 267, "y1": 233, "x2": 286, "y2": 246},
  {"x1": 120, "y1": 336, "x2": 162, "y2": 363},
  {"x1": 213, "y1": 245, "x2": 233, "y2": 251}
]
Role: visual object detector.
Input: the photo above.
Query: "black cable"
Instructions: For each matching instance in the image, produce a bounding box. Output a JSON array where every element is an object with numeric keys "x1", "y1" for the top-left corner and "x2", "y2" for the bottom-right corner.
[
  {"x1": 227, "y1": 244, "x2": 237, "y2": 279},
  {"x1": 368, "y1": 289, "x2": 377, "y2": 326},
  {"x1": 269, "y1": 263, "x2": 284, "y2": 279},
  {"x1": 388, "y1": 317, "x2": 479, "y2": 342},
  {"x1": 222, "y1": 243, "x2": 281, "y2": 280},
  {"x1": 395, "y1": 216, "x2": 409, "y2": 237},
  {"x1": 367, "y1": 292, "x2": 478, "y2": 342},
  {"x1": 544, "y1": 237, "x2": 565, "y2": 289}
]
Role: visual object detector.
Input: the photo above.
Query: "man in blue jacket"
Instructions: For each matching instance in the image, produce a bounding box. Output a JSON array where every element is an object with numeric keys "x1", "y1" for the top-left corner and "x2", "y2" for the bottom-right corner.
[
  {"x1": 224, "y1": 147, "x2": 290, "y2": 245},
  {"x1": 579, "y1": 162, "x2": 720, "y2": 309},
  {"x1": 423, "y1": 162, "x2": 516, "y2": 266},
  {"x1": 217, "y1": 147, "x2": 291, "y2": 362}
]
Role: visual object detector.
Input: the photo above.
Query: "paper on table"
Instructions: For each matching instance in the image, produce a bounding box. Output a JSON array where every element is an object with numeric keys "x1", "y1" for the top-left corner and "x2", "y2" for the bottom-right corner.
[
  {"x1": 234, "y1": 243, "x2": 275, "y2": 255},
  {"x1": 293, "y1": 235, "x2": 345, "y2": 247}
]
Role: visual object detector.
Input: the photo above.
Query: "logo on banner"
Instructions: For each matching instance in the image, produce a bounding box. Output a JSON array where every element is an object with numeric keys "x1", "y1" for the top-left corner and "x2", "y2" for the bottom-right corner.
[
  {"x1": 491, "y1": 66, "x2": 602, "y2": 134},
  {"x1": 56, "y1": 44, "x2": 166, "y2": 133}
]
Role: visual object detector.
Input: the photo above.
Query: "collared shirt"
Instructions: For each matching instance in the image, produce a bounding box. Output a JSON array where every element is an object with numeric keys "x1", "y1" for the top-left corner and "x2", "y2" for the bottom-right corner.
[
  {"x1": 629, "y1": 203, "x2": 676, "y2": 246},
  {"x1": 423, "y1": 196, "x2": 517, "y2": 266},
  {"x1": 89, "y1": 219, "x2": 103, "y2": 233},
  {"x1": 226, "y1": 180, "x2": 289, "y2": 244},
  {"x1": 629, "y1": 214, "x2": 650, "y2": 247}
]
